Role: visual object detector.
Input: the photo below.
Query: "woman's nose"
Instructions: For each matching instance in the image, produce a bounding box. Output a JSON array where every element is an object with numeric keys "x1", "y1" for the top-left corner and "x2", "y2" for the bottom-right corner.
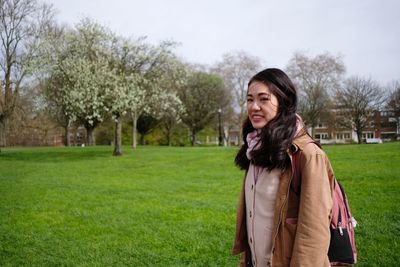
[{"x1": 249, "y1": 101, "x2": 261, "y2": 110}]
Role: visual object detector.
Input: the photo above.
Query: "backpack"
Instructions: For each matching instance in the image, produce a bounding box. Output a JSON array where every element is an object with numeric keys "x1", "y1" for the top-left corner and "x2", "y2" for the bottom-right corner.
[{"x1": 291, "y1": 145, "x2": 358, "y2": 266}]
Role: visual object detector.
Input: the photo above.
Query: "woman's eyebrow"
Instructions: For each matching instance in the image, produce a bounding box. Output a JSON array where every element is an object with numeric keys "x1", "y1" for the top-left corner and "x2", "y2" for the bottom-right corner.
[
  {"x1": 257, "y1": 92, "x2": 271, "y2": 97},
  {"x1": 247, "y1": 92, "x2": 270, "y2": 97}
]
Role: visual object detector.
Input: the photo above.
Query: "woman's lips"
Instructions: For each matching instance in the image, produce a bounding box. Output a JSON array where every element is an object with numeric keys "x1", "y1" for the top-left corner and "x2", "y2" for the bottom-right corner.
[{"x1": 251, "y1": 114, "x2": 264, "y2": 120}]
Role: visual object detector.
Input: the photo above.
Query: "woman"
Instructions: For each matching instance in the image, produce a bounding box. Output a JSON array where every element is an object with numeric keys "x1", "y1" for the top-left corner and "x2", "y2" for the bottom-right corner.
[{"x1": 232, "y1": 68, "x2": 334, "y2": 267}]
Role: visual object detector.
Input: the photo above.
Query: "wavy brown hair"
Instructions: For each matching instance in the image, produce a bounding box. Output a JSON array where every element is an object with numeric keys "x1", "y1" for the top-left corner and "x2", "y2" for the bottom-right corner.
[{"x1": 234, "y1": 68, "x2": 300, "y2": 171}]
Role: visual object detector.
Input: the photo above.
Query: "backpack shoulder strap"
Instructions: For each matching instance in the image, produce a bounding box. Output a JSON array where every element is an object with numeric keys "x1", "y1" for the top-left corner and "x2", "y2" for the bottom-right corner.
[{"x1": 291, "y1": 150, "x2": 302, "y2": 195}]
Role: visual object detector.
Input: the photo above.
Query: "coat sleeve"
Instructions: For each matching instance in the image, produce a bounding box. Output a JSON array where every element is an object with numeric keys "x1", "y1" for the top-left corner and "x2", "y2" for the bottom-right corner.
[{"x1": 290, "y1": 146, "x2": 333, "y2": 267}]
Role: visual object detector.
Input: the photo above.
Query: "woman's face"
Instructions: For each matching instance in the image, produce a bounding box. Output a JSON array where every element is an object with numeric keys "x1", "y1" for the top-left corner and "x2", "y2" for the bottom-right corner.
[{"x1": 247, "y1": 81, "x2": 279, "y2": 129}]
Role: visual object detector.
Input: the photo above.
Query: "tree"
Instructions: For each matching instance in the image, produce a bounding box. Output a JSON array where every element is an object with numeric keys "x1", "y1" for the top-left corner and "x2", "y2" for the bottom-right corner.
[
  {"x1": 44, "y1": 18, "x2": 114, "y2": 146},
  {"x1": 335, "y1": 76, "x2": 385, "y2": 144},
  {"x1": 213, "y1": 51, "x2": 261, "y2": 143},
  {"x1": 105, "y1": 71, "x2": 143, "y2": 155},
  {"x1": 157, "y1": 92, "x2": 184, "y2": 146},
  {"x1": 14, "y1": 82, "x2": 57, "y2": 146},
  {"x1": 179, "y1": 71, "x2": 225, "y2": 146},
  {"x1": 69, "y1": 19, "x2": 115, "y2": 146},
  {"x1": 45, "y1": 24, "x2": 181, "y2": 152},
  {"x1": 147, "y1": 59, "x2": 186, "y2": 146},
  {"x1": 286, "y1": 52, "x2": 346, "y2": 136},
  {"x1": 136, "y1": 112, "x2": 159, "y2": 145},
  {"x1": 134, "y1": 46, "x2": 184, "y2": 149},
  {"x1": 107, "y1": 36, "x2": 150, "y2": 155},
  {"x1": 0, "y1": 0, "x2": 54, "y2": 147},
  {"x1": 45, "y1": 66, "x2": 75, "y2": 146},
  {"x1": 112, "y1": 39, "x2": 179, "y2": 149},
  {"x1": 106, "y1": 67, "x2": 145, "y2": 155},
  {"x1": 386, "y1": 80, "x2": 400, "y2": 139},
  {"x1": 52, "y1": 55, "x2": 111, "y2": 146},
  {"x1": 37, "y1": 22, "x2": 72, "y2": 145}
]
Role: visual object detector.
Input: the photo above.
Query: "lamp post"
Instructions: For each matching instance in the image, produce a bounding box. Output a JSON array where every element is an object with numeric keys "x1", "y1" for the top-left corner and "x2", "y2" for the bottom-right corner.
[{"x1": 218, "y1": 108, "x2": 223, "y2": 146}]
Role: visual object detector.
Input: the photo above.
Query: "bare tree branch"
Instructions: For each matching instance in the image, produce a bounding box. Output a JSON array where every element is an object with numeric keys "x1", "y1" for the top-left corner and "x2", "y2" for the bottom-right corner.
[
  {"x1": 286, "y1": 51, "x2": 345, "y2": 136},
  {"x1": 334, "y1": 76, "x2": 385, "y2": 143}
]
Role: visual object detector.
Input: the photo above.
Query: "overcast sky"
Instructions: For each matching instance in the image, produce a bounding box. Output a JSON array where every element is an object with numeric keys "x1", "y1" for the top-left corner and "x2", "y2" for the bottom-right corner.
[{"x1": 44, "y1": 0, "x2": 400, "y2": 86}]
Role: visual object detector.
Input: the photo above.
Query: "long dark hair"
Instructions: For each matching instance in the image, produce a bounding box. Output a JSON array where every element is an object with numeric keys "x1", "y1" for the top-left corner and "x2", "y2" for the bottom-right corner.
[{"x1": 234, "y1": 68, "x2": 299, "y2": 171}]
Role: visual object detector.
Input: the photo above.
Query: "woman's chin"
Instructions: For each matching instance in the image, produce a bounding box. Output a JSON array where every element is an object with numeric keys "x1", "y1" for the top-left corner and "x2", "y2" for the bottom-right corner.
[{"x1": 251, "y1": 121, "x2": 267, "y2": 129}]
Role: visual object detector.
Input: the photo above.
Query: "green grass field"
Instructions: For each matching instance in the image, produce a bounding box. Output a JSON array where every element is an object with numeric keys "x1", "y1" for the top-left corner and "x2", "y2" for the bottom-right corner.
[{"x1": 0, "y1": 143, "x2": 399, "y2": 266}]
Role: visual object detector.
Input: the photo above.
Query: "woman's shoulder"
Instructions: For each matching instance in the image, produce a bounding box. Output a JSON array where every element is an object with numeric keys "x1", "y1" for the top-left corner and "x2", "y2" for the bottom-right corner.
[
  {"x1": 293, "y1": 135, "x2": 333, "y2": 176},
  {"x1": 292, "y1": 134, "x2": 325, "y2": 158}
]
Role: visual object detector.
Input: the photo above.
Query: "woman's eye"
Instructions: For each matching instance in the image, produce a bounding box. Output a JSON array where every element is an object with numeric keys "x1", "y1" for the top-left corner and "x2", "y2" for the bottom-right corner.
[
  {"x1": 247, "y1": 99, "x2": 253, "y2": 102},
  {"x1": 260, "y1": 98, "x2": 270, "y2": 102}
]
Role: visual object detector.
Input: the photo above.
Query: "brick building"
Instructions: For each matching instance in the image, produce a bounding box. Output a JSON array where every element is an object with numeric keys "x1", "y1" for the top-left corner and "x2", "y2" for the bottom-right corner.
[{"x1": 313, "y1": 110, "x2": 399, "y2": 144}]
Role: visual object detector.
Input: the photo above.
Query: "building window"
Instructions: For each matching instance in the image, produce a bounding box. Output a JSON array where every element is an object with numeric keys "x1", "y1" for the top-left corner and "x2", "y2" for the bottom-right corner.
[
  {"x1": 381, "y1": 121, "x2": 397, "y2": 128},
  {"x1": 337, "y1": 132, "x2": 351, "y2": 139},
  {"x1": 362, "y1": 132, "x2": 374, "y2": 139},
  {"x1": 336, "y1": 133, "x2": 350, "y2": 140},
  {"x1": 315, "y1": 133, "x2": 328, "y2": 140},
  {"x1": 381, "y1": 111, "x2": 395, "y2": 117}
]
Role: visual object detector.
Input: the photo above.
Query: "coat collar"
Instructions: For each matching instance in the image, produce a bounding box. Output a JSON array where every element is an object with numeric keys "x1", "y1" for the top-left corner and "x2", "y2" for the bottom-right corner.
[{"x1": 290, "y1": 132, "x2": 319, "y2": 154}]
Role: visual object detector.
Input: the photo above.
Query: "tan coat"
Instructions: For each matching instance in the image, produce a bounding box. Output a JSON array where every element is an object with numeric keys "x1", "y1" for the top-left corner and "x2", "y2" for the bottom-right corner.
[{"x1": 232, "y1": 134, "x2": 334, "y2": 267}]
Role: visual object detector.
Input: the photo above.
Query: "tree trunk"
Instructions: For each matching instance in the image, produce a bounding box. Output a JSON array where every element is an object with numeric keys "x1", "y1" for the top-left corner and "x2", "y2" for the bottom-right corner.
[
  {"x1": 131, "y1": 111, "x2": 138, "y2": 149},
  {"x1": 191, "y1": 129, "x2": 196, "y2": 146},
  {"x1": 356, "y1": 130, "x2": 362, "y2": 144},
  {"x1": 113, "y1": 117, "x2": 122, "y2": 156},
  {"x1": 0, "y1": 118, "x2": 7, "y2": 147},
  {"x1": 64, "y1": 126, "x2": 71, "y2": 147},
  {"x1": 86, "y1": 127, "x2": 95, "y2": 146},
  {"x1": 167, "y1": 128, "x2": 171, "y2": 146},
  {"x1": 223, "y1": 126, "x2": 229, "y2": 147},
  {"x1": 163, "y1": 120, "x2": 173, "y2": 146},
  {"x1": 140, "y1": 134, "x2": 145, "y2": 145}
]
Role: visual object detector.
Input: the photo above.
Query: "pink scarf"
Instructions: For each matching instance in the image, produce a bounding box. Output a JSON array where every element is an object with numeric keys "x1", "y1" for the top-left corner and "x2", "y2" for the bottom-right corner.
[
  {"x1": 246, "y1": 130, "x2": 263, "y2": 183},
  {"x1": 295, "y1": 114, "x2": 305, "y2": 137},
  {"x1": 246, "y1": 129, "x2": 261, "y2": 160},
  {"x1": 245, "y1": 115, "x2": 305, "y2": 182}
]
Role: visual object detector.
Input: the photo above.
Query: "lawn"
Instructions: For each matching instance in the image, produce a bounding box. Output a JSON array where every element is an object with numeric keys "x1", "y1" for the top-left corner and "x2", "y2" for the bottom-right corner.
[{"x1": 0, "y1": 143, "x2": 399, "y2": 266}]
